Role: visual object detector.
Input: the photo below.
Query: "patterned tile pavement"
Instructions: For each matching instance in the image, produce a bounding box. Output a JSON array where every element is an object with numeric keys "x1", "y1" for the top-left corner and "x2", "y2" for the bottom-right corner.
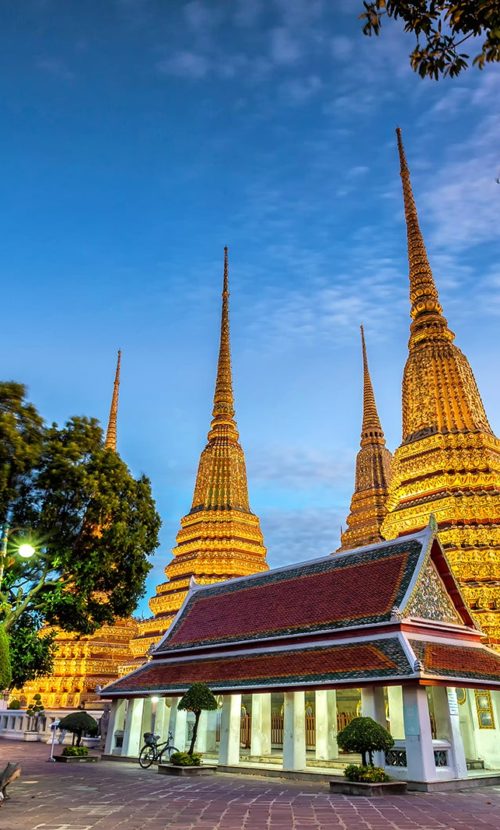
[{"x1": 1, "y1": 742, "x2": 500, "y2": 830}]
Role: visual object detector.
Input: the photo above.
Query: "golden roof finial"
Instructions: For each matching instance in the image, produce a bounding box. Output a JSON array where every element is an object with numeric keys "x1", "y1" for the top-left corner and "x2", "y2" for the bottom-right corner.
[
  {"x1": 104, "y1": 349, "x2": 121, "y2": 451},
  {"x1": 209, "y1": 246, "x2": 237, "y2": 439},
  {"x1": 396, "y1": 128, "x2": 453, "y2": 344},
  {"x1": 360, "y1": 325, "x2": 384, "y2": 446}
]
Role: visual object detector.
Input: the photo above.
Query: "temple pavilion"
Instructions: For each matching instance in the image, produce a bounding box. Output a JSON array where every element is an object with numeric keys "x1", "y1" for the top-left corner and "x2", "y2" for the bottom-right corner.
[{"x1": 101, "y1": 129, "x2": 500, "y2": 785}]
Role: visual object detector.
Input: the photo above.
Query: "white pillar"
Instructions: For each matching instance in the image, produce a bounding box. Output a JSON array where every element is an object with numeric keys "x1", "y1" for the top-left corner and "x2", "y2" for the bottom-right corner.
[
  {"x1": 195, "y1": 710, "x2": 209, "y2": 752},
  {"x1": 121, "y1": 698, "x2": 145, "y2": 758},
  {"x1": 206, "y1": 709, "x2": 218, "y2": 752},
  {"x1": 154, "y1": 699, "x2": 169, "y2": 741},
  {"x1": 403, "y1": 686, "x2": 436, "y2": 783},
  {"x1": 251, "y1": 693, "x2": 271, "y2": 757},
  {"x1": 315, "y1": 690, "x2": 338, "y2": 761},
  {"x1": 387, "y1": 686, "x2": 405, "y2": 739},
  {"x1": 283, "y1": 691, "x2": 306, "y2": 771},
  {"x1": 360, "y1": 686, "x2": 386, "y2": 766},
  {"x1": 104, "y1": 700, "x2": 120, "y2": 755},
  {"x1": 168, "y1": 699, "x2": 187, "y2": 751},
  {"x1": 432, "y1": 687, "x2": 467, "y2": 778},
  {"x1": 219, "y1": 694, "x2": 241, "y2": 765}
]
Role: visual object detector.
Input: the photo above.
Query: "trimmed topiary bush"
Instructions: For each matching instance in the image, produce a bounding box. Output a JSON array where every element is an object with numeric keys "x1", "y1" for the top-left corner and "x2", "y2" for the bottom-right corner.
[
  {"x1": 178, "y1": 683, "x2": 218, "y2": 756},
  {"x1": 58, "y1": 711, "x2": 98, "y2": 746},
  {"x1": 337, "y1": 716, "x2": 394, "y2": 767},
  {"x1": 62, "y1": 745, "x2": 89, "y2": 757},
  {"x1": 170, "y1": 751, "x2": 202, "y2": 767},
  {"x1": 7, "y1": 699, "x2": 21, "y2": 709},
  {"x1": 26, "y1": 693, "x2": 45, "y2": 730}
]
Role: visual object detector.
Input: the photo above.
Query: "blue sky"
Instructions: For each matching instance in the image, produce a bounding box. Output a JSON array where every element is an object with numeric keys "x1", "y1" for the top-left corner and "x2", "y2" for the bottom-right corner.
[{"x1": 1, "y1": 1, "x2": 499, "y2": 616}]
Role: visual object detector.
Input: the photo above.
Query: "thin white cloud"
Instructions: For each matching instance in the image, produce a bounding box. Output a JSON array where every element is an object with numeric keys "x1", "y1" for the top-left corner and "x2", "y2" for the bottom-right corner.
[
  {"x1": 157, "y1": 50, "x2": 209, "y2": 79},
  {"x1": 270, "y1": 27, "x2": 303, "y2": 65},
  {"x1": 261, "y1": 507, "x2": 344, "y2": 569}
]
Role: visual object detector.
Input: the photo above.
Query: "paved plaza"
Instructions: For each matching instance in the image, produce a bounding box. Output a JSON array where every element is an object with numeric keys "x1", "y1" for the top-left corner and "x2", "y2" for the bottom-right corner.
[{"x1": 1, "y1": 743, "x2": 500, "y2": 830}]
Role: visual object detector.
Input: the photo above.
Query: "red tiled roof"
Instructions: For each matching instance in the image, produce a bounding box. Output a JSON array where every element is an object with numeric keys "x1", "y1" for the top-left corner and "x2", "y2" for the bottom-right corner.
[
  {"x1": 411, "y1": 640, "x2": 500, "y2": 683},
  {"x1": 160, "y1": 540, "x2": 421, "y2": 652},
  {"x1": 106, "y1": 638, "x2": 411, "y2": 695}
]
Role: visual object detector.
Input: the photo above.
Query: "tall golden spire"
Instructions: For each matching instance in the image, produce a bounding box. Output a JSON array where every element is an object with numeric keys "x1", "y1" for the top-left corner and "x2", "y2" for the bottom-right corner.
[
  {"x1": 128, "y1": 248, "x2": 268, "y2": 663},
  {"x1": 339, "y1": 327, "x2": 392, "y2": 551},
  {"x1": 209, "y1": 246, "x2": 237, "y2": 441},
  {"x1": 360, "y1": 325, "x2": 384, "y2": 445},
  {"x1": 396, "y1": 127, "x2": 448, "y2": 342},
  {"x1": 383, "y1": 130, "x2": 500, "y2": 650},
  {"x1": 104, "y1": 349, "x2": 121, "y2": 451}
]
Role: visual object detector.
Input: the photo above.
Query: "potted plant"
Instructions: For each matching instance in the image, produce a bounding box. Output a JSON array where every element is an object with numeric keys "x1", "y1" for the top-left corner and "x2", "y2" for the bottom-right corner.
[
  {"x1": 55, "y1": 711, "x2": 100, "y2": 762},
  {"x1": 159, "y1": 683, "x2": 218, "y2": 776},
  {"x1": 23, "y1": 694, "x2": 45, "y2": 741},
  {"x1": 331, "y1": 716, "x2": 407, "y2": 796}
]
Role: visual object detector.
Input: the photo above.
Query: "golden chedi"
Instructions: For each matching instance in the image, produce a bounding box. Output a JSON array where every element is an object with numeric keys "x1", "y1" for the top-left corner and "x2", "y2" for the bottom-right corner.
[
  {"x1": 20, "y1": 352, "x2": 138, "y2": 708},
  {"x1": 339, "y1": 325, "x2": 392, "y2": 551},
  {"x1": 382, "y1": 129, "x2": 500, "y2": 647},
  {"x1": 129, "y1": 248, "x2": 268, "y2": 662}
]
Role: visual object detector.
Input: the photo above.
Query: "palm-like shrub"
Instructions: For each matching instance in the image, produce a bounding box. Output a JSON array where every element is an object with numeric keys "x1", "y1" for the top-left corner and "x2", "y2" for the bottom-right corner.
[
  {"x1": 58, "y1": 711, "x2": 98, "y2": 747},
  {"x1": 337, "y1": 716, "x2": 394, "y2": 766},
  {"x1": 178, "y1": 683, "x2": 217, "y2": 756}
]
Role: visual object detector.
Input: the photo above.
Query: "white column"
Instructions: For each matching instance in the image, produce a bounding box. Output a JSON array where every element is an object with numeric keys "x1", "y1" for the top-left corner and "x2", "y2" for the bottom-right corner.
[
  {"x1": 360, "y1": 686, "x2": 386, "y2": 766},
  {"x1": 403, "y1": 686, "x2": 436, "y2": 783},
  {"x1": 283, "y1": 691, "x2": 306, "y2": 771},
  {"x1": 142, "y1": 698, "x2": 153, "y2": 735},
  {"x1": 195, "y1": 710, "x2": 209, "y2": 752},
  {"x1": 315, "y1": 690, "x2": 338, "y2": 761},
  {"x1": 219, "y1": 694, "x2": 241, "y2": 765},
  {"x1": 387, "y1": 686, "x2": 405, "y2": 739},
  {"x1": 121, "y1": 698, "x2": 145, "y2": 758},
  {"x1": 168, "y1": 699, "x2": 187, "y2": 751},
  {"x1": 154, "y1": 699, "x2": 169, "y2": 741},
  {"x1": 251, "y1": 693, "x2": 271, "y2": 757},
  {"x1": 433, "y1": 687, "x2": 467, "y2": 778},
  {"x1": 104, "y1": 700, "x2": 120, "y2": 755},
  {"x1": 205, "y1": 709, "x2": 218, "y2": 752},
  {"x1": 361, "y1": 685, "x2": 386, "y2": 724}
]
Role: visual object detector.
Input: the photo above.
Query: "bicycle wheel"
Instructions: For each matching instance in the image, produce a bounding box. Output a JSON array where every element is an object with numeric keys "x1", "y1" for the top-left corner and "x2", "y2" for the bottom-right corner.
[
  {"x1": 160, "y1": 745, "x2": 179, "y2": 763},
  {"x1": 139, "y1": 745, "x2": 156, "y2": 769}
]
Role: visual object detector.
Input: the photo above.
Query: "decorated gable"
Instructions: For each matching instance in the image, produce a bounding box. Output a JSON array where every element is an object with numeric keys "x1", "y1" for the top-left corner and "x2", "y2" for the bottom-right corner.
[{"x1": 405, "y1": 560, "x2": 462, "y2": 625}]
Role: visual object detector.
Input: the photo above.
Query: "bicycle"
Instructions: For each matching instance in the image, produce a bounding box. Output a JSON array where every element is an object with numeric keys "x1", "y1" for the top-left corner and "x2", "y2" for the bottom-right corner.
[{"x1": 138, "y1": 731, "x2": 179, "y2": 768}]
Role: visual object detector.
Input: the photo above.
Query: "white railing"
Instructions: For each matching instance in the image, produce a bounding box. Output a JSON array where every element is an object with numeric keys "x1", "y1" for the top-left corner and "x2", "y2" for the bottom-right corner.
[{"x1": 0, "y1": 708, "x2": 102, "y2": 743}]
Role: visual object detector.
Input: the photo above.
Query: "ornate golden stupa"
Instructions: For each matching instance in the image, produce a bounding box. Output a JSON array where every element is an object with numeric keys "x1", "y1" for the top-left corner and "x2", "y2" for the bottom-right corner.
[
  {"x1": 339, "y1": 325, "x2": 392, "y2": 551},
  {"x1": 20, "y1": 352, "x2": 138, "y2": 709},
  {"x1": 382, "y1": 129, "x2": 500, "y2": 647},
  {"x1": 128, "y1": 248, "x2": 268, "y2": 663}
]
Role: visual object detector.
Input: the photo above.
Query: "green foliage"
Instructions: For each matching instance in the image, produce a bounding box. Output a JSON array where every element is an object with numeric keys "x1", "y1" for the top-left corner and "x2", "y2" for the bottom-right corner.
[
  {"x1": 0, "y1": 623, "x2": 12, "y2": 689},
  {"x1": 7, "y1": 698, "x2": 20, "y2": 709},
  {"x1": 344, "y1": 763, "x2": 391, "y2": 783},
  {"x1": 62, "y1": 745, "x2": 89, "y2": 757},
  {"x1": 0, "y1": 383, "x2": 161, "y2": 636},
  {"x1": 337, "y1": 717, "x2": 394, "y2": 766},
  {"x1": 170, "y1": 751, "x2": 202, "y2": 766},
  {"x1": 178, "y1": 683, "x2": 218, "y2": 755},
  {"x1": 26, "y1": 693, "x2": 45, "y2": 730},
  {"x1": 59, "y1": 711, "x2": 98, "y2": 746},
  {"x1": 8, "y1": 610, "x2": 56, "y2": 689},
  {"x1": 178, "y1": 683, "x2": 218, "y2": 715},
  {"x1": 360, "y1": 1, "x2": 500, "y2": 79}
]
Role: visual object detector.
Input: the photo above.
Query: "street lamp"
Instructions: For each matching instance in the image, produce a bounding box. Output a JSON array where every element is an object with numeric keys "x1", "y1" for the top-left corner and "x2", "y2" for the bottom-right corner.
[{"x1": 18, "y1": 543, "x2": 36, "y2": 559}]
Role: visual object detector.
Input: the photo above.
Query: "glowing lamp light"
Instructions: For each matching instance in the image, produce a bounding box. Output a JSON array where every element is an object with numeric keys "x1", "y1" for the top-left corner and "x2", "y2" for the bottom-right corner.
[
  {"x1": 151, "y1": 696, "x2": 160, "y2": 704},
  {"x1": 18, "y1": 543, "x2": 36, "y2": 559}
]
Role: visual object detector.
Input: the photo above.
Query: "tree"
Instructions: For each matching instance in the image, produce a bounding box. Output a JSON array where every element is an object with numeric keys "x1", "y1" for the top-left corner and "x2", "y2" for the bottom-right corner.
[
  {"x1": 58, "y1": 711, "x2": 98, "y2": 746},
  {"x1": 337, "y1": 716, "x2": 394, "y2": 766},
  {"x1": 360, "y1": 1, "x2": 500, "y2": 79},
  {"x1": 0, "y1": 383, "x2": 161, "y2": 639},
  {"x1": 25, "y1": 693, "x2": 45, "y2": 731},
  {"x1": 178, "y1": 683, "x2": 218, "y2": 756},
  {"x1": 8, "y1": 610, "x2": 57, "y2": 689},
  {"x1": 0, "y1": 624, "x2": 11, "y2": 689}
]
